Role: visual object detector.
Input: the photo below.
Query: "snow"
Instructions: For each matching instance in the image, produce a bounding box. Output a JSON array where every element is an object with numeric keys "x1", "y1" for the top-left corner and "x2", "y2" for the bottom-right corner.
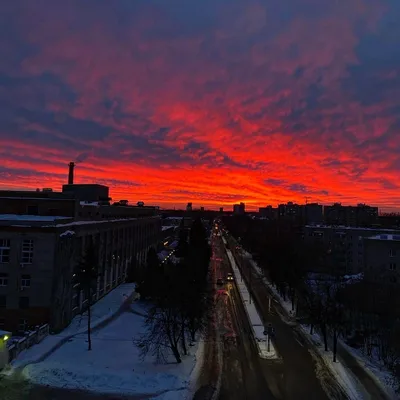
[
  {"x1": 367, "y1": 234, "x2": 400, "y2": 241},
  {"x1": 244, "y1": 250, "x2": 394, "y2": 399},
  {"x1": 22, "y1": 305, "x2": 202, "y2": 398},
  {"x1": 162, "y1": 225, "x2": 175, "y2": 231},
  {"x1": 340, "y1": 341, "x2": 398, "y2": 399},
  {"x1": 225, "y1": 249, "x2": 277, "y2": 359},
  {"x1": 11, "y1": 283, "x2": 137, "y2": 369},
  {"x1": 305, "y1": 224, "x2": 400, "y2": 233},
  {"x1": 0, "y1": 329, "x2": 11, "y2": 337},
  {"x1": 59, "y1": 230, "x2": 75, "y2": 237},
  {"x1": 300, "y1": 325, "x2": 364, "y2": 400},
  {"x1": 0, "y1": 214, "x2": 70, "y2": 222}
]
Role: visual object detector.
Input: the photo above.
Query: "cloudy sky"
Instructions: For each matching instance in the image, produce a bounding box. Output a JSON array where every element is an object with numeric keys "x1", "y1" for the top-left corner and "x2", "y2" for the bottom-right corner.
[{"x1": 0, "y1": 0, "x2": 399, "y2": 210}]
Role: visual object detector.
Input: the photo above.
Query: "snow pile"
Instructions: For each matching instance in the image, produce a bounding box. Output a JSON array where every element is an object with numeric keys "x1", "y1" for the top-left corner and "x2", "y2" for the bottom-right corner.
[
  {"x1": 226, "y1": 249, "x2": 277, "y2": 359},
  {"x1": 22, "y1": 310, "x2": 201, "y2": 398},
  {"x1": 59, "y1": 230, "x2": 75, "y2": 237},
  {"x1": 12, "y1": 283, "x2": 136, "y2": 368}
]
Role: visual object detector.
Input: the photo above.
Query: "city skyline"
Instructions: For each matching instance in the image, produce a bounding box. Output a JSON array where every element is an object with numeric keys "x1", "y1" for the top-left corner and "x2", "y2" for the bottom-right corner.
[{"x1": 1, "y1": 0, "x2": 400, "y2": 211}]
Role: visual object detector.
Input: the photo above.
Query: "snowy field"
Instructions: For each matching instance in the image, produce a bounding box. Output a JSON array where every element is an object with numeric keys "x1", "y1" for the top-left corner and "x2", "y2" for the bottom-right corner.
[
  {"x1": 20, "y1": 302, "x2": 203, "y2": 398},
  {"x1": 225, "y1": 248, "x2": 277, "y2": 359},
  {"x1": 11, "y1": 283, "x2": 137, "y2": 369}
]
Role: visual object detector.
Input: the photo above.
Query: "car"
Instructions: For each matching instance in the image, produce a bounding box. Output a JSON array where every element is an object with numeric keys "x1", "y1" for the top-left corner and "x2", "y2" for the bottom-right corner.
[
  {"x1": 227, "y1": 273, "x2": 234, "y2": 281},
  {"x1": 217, "y1": 278, "x2": 224, "y2": 286}
]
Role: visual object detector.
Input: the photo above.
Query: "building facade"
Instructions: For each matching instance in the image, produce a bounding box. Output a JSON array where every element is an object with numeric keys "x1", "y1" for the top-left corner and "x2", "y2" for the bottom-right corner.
[
  {"x1": 0, "y1": 215, "x2": 161, "y2": 333},
  {"x1": 304, "y1": 225, "x2": 400, "y2": 275},
  {"x1": 364, "y1": 234, "x2": 400, "y2": 285},
  {"x1": 323, "y1": 203, "x2": 378, "y2": 227},
  {"x1": 233, "y1": 202, "x2": 245, "y2": 215}
]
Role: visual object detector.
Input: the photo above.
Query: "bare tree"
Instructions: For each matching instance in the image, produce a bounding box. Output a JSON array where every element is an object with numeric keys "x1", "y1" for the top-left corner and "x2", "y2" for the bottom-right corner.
[
  {"x1": 74, "y1": 237, "x2": 100, "y2": 351},
  {"x1": 134, "y1": 303, "x2": 183, "y2": 363}
]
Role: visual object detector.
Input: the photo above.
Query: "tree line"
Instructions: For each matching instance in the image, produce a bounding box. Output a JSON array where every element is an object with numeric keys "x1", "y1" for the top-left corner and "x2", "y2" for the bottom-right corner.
[
  {"x1": 223, "y1": 215, "x2": 400, "y2": 389},
  {"x1": 134, "y1": 218, "x2": 212, "y2": 363}
]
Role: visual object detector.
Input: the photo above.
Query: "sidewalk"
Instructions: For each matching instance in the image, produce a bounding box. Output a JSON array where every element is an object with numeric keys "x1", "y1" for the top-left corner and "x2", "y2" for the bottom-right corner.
[{"x1": 243, "y1": 248, "x2": 393, "y2": 400}]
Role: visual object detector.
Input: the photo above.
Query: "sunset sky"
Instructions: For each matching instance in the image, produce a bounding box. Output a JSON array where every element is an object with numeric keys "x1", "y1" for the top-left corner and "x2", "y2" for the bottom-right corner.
[{"x1": 1, "y1": 0, "x2": 399, "y2": 211}]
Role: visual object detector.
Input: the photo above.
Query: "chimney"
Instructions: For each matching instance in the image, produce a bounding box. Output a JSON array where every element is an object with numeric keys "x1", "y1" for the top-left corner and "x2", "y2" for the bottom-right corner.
[{"x1": 68, "y1": 162, "x2": 75, "y2": 185}]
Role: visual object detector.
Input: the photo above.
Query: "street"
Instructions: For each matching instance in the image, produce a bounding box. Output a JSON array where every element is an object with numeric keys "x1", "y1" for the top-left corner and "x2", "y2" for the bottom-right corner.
[
  {"x1": 225, "y1": 233, "x2": 347, "y2": 400},
  {"x1": 211, "y1": 232, "x2": 278, "y2": 400}
]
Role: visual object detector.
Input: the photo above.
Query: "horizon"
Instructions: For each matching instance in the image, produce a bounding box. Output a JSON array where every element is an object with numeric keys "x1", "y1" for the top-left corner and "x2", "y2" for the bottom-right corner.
[{"x1": 1, "y1": 1, "x2": 400, "y2": 213}]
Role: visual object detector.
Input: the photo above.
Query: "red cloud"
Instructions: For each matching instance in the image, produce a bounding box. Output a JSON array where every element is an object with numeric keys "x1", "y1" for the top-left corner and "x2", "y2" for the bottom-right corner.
[{"x1": 0, "y1": 0, "x2": 398, "y2": 211}]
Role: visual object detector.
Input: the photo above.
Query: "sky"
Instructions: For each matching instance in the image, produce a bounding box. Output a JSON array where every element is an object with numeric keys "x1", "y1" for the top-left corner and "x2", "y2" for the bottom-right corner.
[{"x1": 0, "y1": 0, "x2": 399, "y2": 211}]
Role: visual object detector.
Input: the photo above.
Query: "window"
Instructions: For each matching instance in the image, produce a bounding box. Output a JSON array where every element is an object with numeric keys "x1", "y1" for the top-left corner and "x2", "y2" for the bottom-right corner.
[
  {"x1": 18, "y1": 319, "x2": 27, "y2": 332},
  {"x1": 21, "y1": 274, "x2": 31, "y2": 288},
  {"x1": 0, "y1": 273, "x2": 8, "y2": 286},
  {"x1": 21, "y1": 239, "x2": 34, "y2": 264},
  {"x1": 389, "y1": 263, "x2": 397, "y2": 271},
  {"x1": 389, "y1": 249, "x2": 396, "y2": 257},
  {"x1": 19, "y1": 296, "x2": 29, "y2": 309},
  {"x1": 0, "y1": 295, "x2": 6, "y2": 308},
  {"x1": 0, "y1": 239, "x2": 10, "y2": 263}
]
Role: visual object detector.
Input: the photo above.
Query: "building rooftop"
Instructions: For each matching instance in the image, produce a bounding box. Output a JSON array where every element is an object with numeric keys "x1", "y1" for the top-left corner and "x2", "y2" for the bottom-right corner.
[
  {"x1": 305, "y1": 224, "x2": 400, "y2": 233},
  {"x1": 367, "y1": 234, "x2": 400, "y2": 241},
  {"x1": 0, "y1": 214, "x2": 72, "y2": 227}
]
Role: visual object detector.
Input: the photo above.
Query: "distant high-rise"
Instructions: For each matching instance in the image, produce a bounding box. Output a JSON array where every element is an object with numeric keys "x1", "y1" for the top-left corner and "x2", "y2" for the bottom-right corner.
[
  {"x1": 186, "y1": 202, "x2": 193, "y2": 212},
  {"x1": 233, "y1": 202, "x2": 245, "y2": 215},
  {"x1": 219, "y1": 207, "x2": 224, "y2": 213},
  {"x1": 324, "y1": 203, "x2": 378, "y2": 227}
]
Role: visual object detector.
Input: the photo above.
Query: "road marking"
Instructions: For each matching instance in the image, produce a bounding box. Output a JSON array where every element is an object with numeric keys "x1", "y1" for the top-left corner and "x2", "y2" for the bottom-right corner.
[{"x1": 294, "y1": 337, "x2": 304, "y2": 347}]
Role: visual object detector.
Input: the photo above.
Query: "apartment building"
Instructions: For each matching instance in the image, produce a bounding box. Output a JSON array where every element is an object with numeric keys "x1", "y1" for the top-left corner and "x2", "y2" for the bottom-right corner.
[
  {"x1": 304, "y1": 225, "x2": 400, "y2": 275},
  {"x1": 364, "y1": 234, "x2": 400, "y2": 285},
  {"x1": 0, "y1": 214, "x2": 161, "y2": 333},
  {"x1": 276, "y1": 202, "x2": 323, "y2": 225},
  {"x1": 324, "y1": 203, "x2": 378, "y2": 227}
]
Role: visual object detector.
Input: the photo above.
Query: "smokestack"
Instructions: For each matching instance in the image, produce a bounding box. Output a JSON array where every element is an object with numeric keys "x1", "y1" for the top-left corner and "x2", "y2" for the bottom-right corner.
[{"x1": 68, "y1": 162, "x2": 75, "y2": 185}]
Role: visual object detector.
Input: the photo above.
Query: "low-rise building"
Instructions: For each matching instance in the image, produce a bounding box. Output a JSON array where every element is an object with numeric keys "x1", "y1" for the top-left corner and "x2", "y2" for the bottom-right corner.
[
  {"x1": 0, "y1": 214, "x2": 161, "y2": 333},
  {"x1": 364, "y1": 234, "x2": 400, "y2": 285},
  {"x1": 304, "y1": 225, "x2": 400, "y2": 275}
]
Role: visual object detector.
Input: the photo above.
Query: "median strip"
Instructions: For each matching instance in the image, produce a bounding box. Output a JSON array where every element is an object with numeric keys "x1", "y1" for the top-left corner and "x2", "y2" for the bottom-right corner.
[{"x1": 225, "y1": 248, "x2": 277, "y2": 360}]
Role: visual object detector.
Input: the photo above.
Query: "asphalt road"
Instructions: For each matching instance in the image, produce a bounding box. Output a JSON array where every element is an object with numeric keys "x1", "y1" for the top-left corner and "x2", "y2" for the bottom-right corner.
[
  {"x1": 211, "y1": 232, "x2": 277, "y2": 400},
  {"x1": 225, "y1": 234, "x2": 348, "y2": 400}
]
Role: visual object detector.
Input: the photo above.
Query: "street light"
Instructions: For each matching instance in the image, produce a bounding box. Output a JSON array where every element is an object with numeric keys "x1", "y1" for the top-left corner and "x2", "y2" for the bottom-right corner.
[{"x1": 264, "y1": 323, "x2": 273, "y2": 352}]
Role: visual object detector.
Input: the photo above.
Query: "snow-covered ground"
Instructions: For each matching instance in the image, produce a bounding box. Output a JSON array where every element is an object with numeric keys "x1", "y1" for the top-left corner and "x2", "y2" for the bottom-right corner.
[
  {"x1": 22, "y1": 306, "x2": 202, "y2": 398},
  {"x1": 340, "y1": 341, "x2": 398, "y2": 399},
  {"x1": 11, "y1": 283, "x2": 137, "y2": 368},
  {"x1": 299, "y1": 325, "x2": 364, "y2": 399},
  {"x1": 225, "y1": 248, "x2": 277, "y2": 359}
]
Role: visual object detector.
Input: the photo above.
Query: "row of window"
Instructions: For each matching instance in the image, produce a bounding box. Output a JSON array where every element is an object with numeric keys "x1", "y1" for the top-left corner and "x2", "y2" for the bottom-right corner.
[
  {"x1": 0, "y1": 239, "x2": 34, "y2": 264},
  {"x1": 0, "y1": 273, "x2": 31, "y2": 287},
  {"x1": 0, "y1": 295, "x2": 30, "y2": 308}
]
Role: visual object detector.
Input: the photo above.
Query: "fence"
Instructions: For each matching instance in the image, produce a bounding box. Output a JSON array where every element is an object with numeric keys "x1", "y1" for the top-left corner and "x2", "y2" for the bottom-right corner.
[{"x1": 6, "y1": 324, "x2": 50, "y2": 363}]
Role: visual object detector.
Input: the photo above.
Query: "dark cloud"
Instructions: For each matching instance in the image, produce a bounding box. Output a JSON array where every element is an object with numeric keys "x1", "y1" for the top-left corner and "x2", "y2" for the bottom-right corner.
[{"x1": 0, "y1": 0, "x2": 398, "y2": 209}]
